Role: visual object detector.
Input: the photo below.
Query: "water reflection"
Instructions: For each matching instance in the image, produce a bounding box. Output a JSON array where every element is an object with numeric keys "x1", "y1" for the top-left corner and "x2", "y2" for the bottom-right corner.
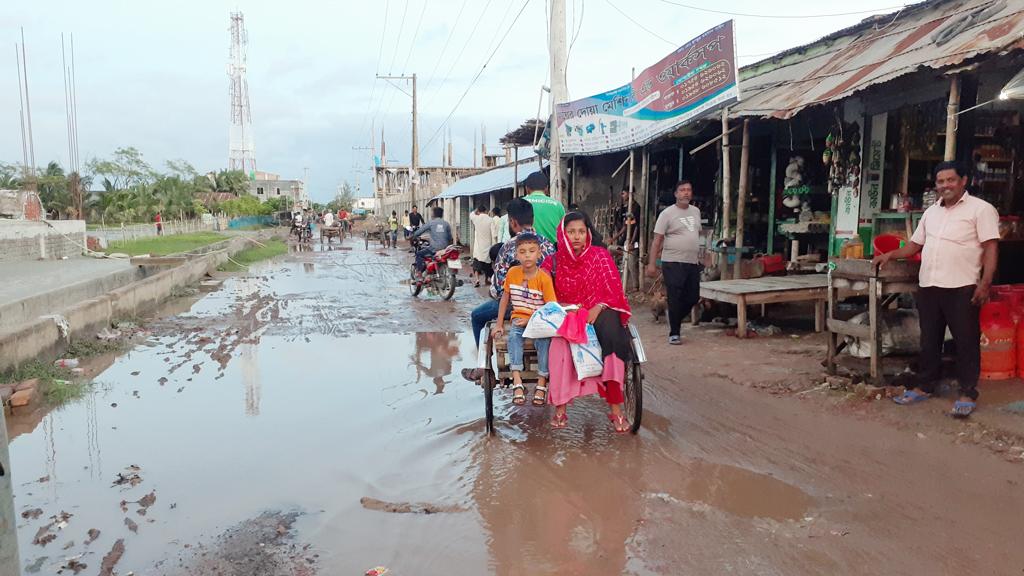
[{"x1": 411, "y1": 332, "x2": 461, "y2": 395}]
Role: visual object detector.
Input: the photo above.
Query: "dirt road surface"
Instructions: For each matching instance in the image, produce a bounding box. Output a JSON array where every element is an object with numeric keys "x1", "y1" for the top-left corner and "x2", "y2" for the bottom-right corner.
[{"x1": 8, "y1": 239, "x2": 1024, "y2": 575}]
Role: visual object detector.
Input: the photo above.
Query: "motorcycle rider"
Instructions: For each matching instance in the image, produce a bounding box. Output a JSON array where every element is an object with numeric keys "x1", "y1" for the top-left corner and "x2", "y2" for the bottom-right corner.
[{"x1": 410, "y1": 206, "x2": 453, "y2": 279}]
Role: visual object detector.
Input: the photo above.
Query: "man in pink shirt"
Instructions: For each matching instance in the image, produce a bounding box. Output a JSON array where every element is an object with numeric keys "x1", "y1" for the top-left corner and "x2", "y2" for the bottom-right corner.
[{"x1": 873, "y1": 161, "x2": 999, "y2": 417}]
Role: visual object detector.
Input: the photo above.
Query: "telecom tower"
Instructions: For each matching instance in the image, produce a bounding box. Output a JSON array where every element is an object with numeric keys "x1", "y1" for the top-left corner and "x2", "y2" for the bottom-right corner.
[{"x1": 228, "y1": 12, "x2": 256, "y2": 175}]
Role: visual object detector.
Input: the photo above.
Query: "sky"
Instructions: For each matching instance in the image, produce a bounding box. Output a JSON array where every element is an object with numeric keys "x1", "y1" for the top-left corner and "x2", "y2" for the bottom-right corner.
[{"x1": 1, "y1": 0, "x2": 907, "y2": 203}]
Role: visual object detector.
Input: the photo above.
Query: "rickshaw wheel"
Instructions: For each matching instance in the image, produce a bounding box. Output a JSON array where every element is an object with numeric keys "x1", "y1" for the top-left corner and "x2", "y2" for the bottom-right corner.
[
  {"x1": 624, "y1": 361, "x2": 643, "y2": 434},
  {"x1": 482, "y1": 369, "x2": 495, "y2": 434}
]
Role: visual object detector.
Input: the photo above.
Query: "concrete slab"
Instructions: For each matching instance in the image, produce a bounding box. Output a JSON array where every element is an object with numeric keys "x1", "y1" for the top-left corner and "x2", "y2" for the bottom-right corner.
[{"x1": 0, "y1": 257, "x2": 140, "y2": 328}]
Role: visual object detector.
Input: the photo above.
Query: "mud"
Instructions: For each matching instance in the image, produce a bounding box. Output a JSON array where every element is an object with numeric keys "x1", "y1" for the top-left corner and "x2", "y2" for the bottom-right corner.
[{"x1": 7, "y1": 238, "x2": 1024, "y2": 575}]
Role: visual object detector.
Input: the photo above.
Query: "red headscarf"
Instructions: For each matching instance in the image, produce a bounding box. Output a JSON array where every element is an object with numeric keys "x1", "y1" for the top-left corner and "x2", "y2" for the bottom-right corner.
[{"x1": 554, "y1": 215, "x2": 631, "y2": 325}]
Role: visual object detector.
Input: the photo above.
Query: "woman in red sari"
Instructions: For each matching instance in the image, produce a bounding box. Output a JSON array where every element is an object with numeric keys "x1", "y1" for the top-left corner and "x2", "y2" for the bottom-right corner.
[{"x1": 548, "y1": 212, "x2": 634, "y2": 432}]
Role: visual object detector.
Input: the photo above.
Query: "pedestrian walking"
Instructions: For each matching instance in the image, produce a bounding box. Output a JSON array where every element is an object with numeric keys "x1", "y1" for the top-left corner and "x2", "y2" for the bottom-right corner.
[
  {"x1": 646, "y1": 181, "x2": 701, "y2": 345},
  {"x1": 470, "y1": 204, "x2": 495, "y2": 287},
  {"x1": 873, "y1": 160, "x2": 999, "y2": 418},
  {"x1": 155, "y1": 212, "x2": 163, "y2": 236}
]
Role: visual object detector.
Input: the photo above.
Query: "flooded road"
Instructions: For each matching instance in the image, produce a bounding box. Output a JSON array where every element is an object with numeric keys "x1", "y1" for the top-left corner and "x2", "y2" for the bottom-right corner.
[{"x1": 9, "y1": 241, "x2": 1024, "y2": 575}]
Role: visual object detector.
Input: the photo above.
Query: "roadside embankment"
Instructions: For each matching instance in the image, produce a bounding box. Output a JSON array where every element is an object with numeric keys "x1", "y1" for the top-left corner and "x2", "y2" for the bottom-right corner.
[{"x1": 0, "y1": 233, "x2": 275, "y2": 375}]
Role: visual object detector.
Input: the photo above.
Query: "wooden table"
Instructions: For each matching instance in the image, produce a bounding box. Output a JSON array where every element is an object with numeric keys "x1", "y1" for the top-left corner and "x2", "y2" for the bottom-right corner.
[
  {"x1": 825, "y1": 259, "x2": 919, "y2": 383},
  {"x1": 699, "y1": 274, "x2": 829, "y2": 338}
]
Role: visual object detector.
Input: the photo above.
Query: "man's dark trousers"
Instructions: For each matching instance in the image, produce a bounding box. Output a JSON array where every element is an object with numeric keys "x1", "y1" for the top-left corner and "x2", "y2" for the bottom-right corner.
[
  {"x1": 916, "y1": 285, "x2": 980, "y2": 401},
  {"x1": 661, "y1": 262, "x2": 701, "y2": 337}
]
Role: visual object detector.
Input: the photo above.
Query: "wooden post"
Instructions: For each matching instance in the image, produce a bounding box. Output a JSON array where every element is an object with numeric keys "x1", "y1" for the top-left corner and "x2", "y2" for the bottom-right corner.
[
  {"x1": 733, "y1": 119, "x2": 750, "y2": 280},
  {"x1": 720, "y1": 108, "x2": 732, "y2": 279},
  {"x1": 638, "y1": 147, "x2": 649, "y2": 292},
  {"x1": 944, "y1": 74, "x2": 961, "y2": 161},
  {"x1": 623, "y1": 149, "x2": 635, "y2": 287},
  {"x1": 721, "y1": 108, "x2": 732, "y2": 241},
  {"x1": 513, "y1": 147, "x2": 519, "y2": 197},
  {"x1": 767, "y1": 142, "x2": 778, "y2": 255}
]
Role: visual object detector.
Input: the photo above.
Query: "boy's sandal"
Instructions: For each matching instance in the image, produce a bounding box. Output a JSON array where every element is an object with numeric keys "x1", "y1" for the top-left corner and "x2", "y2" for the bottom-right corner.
[
  {"x1": 532, "y1": 385, "x2": 548, "y2": 406},
  {"x1": 511, "y1": 383, "x2": 527, "y2": 405},
  {"x1": 550, "y1": 412, "x2": 568, "y2": 429},
  {"x1": 893, "y1": 390, "x2": 930, "y2": 405}
]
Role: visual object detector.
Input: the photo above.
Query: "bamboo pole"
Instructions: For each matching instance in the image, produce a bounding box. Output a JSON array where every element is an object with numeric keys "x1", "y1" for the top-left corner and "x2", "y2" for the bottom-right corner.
[
  {"x1": 638, "y1": 147, "x2": 649, "y2": 292},
  {"x1": 720, "y1": 108, "x2": 732, "y2": 278},
  {"x1": 944, "y1": 74, "x2": 961, "y2": 161},
  {"x1": 622, "y1": 150, "x2": 635, "y2": 287},
  {"x1": 733, "y1": 119, "x2": 751, "y2": 280}
]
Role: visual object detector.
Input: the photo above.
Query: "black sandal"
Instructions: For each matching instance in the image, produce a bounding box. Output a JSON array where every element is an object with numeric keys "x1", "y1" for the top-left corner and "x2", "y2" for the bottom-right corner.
[
  {"x1": 512, "y1": 383, "x2": 527, "y2": 405},
  {"x1": 532, "y1": 385, "x2": 548, "y2": 406}
]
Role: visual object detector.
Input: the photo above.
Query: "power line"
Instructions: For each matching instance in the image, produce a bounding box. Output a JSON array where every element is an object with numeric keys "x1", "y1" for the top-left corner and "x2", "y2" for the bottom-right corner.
[
  {"x1": 565, "y1": 0, "x2": 585, "y2": 95},
  {"x1": 655, "y1": 0, "x2": 907, "y2": 19},
  {"x1": 388, "y1": 0, "x2": 410, "y2": 73},
  {"x1": 423, "y1": 0, "x2": 469, "y2": 94},
  {"x1": 604, "y1": 0, "x2": 674, "y2": 46},
  {"x1": 424, "y1": 0, "x2": 496, "y2": 108},
  {"x1": 424, "y1": 0, "x2": 533, "y2": 150},
  {"x1": 359, "y1": 0, "x2": 391, "y2": 140},
  {"x1": 401, "y1": 0, "x2": 429, "y2": 74}
]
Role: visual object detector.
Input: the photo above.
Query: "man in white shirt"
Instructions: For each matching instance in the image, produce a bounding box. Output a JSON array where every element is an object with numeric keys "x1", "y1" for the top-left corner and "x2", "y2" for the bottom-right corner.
[
  {"x1": 647, "y1": 181, "x2": 701, "y2": 345},
  {"x1": 873, "y1": 160, "x2": 999, "y2": 417}
]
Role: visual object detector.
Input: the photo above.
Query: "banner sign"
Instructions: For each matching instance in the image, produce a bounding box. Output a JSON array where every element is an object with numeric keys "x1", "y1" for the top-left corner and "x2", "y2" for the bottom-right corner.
[
  {"x1": 860, "y1": 112, "x2": 887, "y2": 218},
  {"x1": 556, "y1": 20, "x2": 740, "y2": 156}
]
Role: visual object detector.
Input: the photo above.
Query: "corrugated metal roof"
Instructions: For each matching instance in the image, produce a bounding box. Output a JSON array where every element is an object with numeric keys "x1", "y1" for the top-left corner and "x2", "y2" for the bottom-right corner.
[
  {"x1": 732, "y1": 0, "x2": 1024, "y2": 119},
  {"x1": 430, "y1": 160, "x2": 548, "y2": 202}
]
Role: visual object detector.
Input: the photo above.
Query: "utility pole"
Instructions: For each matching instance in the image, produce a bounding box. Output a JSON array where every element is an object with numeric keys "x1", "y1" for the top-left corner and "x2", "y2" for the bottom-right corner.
[
  {"x1": 377, "y1": 74, "x2": 418, "y2": 201},
  {"x1": 1, "y1": 409, "x2": 21, "y2": 574},
  {"x1": 548, "y1": 0, "x2": 568, "y2": 204}
]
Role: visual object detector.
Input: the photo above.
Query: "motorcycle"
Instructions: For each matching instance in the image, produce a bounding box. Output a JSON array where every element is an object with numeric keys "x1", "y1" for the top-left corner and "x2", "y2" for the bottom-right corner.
[{"x1": 409, "y1": 236, "x2": 463, "y2": 300}]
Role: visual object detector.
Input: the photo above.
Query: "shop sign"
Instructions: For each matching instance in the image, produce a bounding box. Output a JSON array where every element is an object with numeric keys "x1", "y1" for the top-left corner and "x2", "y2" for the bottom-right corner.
[
  {"x1": 860, "y1": 112, "x2": 887, "y2": 218},
  {"x1": 835, "y1": 185, "x2": 860, "y2": 238},
  {"x1": 556, "y1": 21, "x2": 740, "y2": 155}
]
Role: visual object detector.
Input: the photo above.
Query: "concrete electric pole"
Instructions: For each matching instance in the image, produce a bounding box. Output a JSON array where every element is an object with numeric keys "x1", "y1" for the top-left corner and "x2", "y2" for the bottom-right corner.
[
  {"x1": 548, "y1": 0, "x2": 568, "y2": 205},
  {"x1": 0, "y1": 409, "x2": 21, "y2": 573},
  {"x1": 377, "y1": 74, "x2": 419, "y2": 202}
]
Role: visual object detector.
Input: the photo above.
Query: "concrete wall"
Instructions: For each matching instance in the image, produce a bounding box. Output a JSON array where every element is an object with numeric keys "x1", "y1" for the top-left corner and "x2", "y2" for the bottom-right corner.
[
  {"x1": 0, "y1": 220, "x2": 86, "y2": 262},
  {"x1": 0, "y1": 236, "x2": 252, "y2": 374}
]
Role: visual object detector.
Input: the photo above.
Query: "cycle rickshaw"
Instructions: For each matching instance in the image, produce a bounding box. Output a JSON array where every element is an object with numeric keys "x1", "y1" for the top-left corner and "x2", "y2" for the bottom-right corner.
[{"x1": 475, "y1": 321, "x2": 647, "y2": 434}]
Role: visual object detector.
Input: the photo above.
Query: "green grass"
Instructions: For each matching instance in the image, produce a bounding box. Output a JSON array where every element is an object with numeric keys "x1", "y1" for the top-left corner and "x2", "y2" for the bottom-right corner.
[
  {"x1": 0, "y1": 361, "x2": 89, "y2": 405},
  {"x1": 107, "y1": 232, "x2": 227, "y2": 256},
  {"x1": 218, "y1": 238, "x2": 288, "y2": 272},
  {"x1": 44, "y1": 379, "x2": 91, "y2": 404}
]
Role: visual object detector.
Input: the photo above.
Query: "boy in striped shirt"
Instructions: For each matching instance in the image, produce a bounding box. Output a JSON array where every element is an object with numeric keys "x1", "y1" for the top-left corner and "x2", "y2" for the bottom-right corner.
[{"x1": 492, "y1": 233, "x2": 557, "y2": 406}]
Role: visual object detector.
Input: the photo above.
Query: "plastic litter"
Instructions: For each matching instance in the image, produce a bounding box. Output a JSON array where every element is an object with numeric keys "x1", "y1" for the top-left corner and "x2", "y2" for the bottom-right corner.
[
  {"x1": 365, "y1": 567, "x2": 390, "y2": 576},
  {"x1": 54, "y1": 358, "x2": 80, "y2": 368}
]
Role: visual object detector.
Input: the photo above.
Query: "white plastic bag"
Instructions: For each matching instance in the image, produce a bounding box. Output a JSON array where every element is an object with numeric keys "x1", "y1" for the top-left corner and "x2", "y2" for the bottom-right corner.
[
  {"x1": 523, "y1": 302, "x2": 566, "y2": 339},
  {"x1": 570, "y1": 324, "x2": 604, "y2": 379}
]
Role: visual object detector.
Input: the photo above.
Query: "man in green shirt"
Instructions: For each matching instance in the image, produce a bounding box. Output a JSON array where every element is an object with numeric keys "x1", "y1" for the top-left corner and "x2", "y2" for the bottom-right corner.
[{"x1": 522, "y1": 171, "x2": 565, "y2": 244}]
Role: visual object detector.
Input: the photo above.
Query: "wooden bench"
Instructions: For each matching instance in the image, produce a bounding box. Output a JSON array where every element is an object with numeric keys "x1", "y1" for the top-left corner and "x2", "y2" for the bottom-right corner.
[{"x1": 698, "y1": 274, "x2": 829, "y2": 338}]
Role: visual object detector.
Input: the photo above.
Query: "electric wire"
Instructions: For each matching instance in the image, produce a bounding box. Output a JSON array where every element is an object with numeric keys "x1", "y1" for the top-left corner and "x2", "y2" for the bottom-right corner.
[
  {"x1": 424, "y1": 0, "x2": 496, "y2": 109},
  {"x1": 388, "y1": 0, "x2": 410, "y2": 73},
  {"x1": 423, "y1": 0, "x2": 533, "y2": 151},
  {"x1": 604, "y1": 0, "x2": 674, "y2": 46},
  {"x1": 401, "y1": 0, "x2": 429, "y2": 74},
  {"x1": 423, "y1": 0, "x2": 470, "y2": 93}
]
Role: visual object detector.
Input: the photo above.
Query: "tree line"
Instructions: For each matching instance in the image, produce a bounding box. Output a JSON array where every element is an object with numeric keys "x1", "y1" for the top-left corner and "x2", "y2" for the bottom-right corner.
[{"x1": 0, "y1": 147, "x2": 355, "y2": 223}]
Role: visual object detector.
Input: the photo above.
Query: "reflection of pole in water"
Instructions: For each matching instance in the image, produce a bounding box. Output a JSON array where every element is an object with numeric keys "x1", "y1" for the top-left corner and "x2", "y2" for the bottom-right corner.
[
  {"x1": 0, "y1": 407, "x2": 22, "y2": 573},
  {"x1": 85, "y1": 390, "x2": 103, "y2": 479},
  {"x1": 240, "y1": 343, "x2": 261, "y2": 416}
]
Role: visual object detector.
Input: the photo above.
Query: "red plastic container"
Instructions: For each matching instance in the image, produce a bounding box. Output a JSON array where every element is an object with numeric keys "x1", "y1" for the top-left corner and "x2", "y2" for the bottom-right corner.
[
  {"x1": 980, "y1": 301, "x2": 1017, "y2": 380},
  {"x1": 873, "y1": 233, "x2": 921, "y2": 261}
]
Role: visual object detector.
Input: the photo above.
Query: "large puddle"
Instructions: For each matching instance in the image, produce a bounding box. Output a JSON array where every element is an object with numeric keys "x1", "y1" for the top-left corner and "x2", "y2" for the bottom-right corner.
[{"x1": 8, "y1": 243, "x2": 812, "y2": 575}]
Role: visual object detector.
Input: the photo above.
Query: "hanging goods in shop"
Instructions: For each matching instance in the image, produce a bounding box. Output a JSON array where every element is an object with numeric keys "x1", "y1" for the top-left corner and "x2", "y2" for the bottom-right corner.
[{"x1": 979, "y1": 301, "x2": 1016, "y2": 380}]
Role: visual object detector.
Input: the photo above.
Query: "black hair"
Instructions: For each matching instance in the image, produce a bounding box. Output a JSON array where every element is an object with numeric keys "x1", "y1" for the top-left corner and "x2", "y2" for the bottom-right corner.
[
  {"x1": 562, "y1": 211, "x2": 606, "y2": 248},
  {"x1": 515, "y1": 232, "x2": 542, "y2": 249},
  {"x1": 477, "y1": 204, "x2": 489, "y2": 213},
  {"x1": 391, "y1": 210, "x2": 397, "y2": 216},
  {"x1": 411, "y1": 205, "x2": 418, "y2": 210},
  {"x1": 488, "y1": 242, "x2": 503, "y2": 262},
  {"x1": 432, "y1": 206, "x2": 444, "y2": 219},
  {"x1": 524, "y1": 171, "x2": 548, "y2": 191},
  {"x1": 506, "y1": 198, "x2": 534, "y2": 227},
  {"x1": 491, "y1": 206, "x2": 502, "y2": 217},
  {"x1": 676, "y1": 180, "x2": 693, "y2": 190},
  {"x1": 933, "y1": 160, "x2": 969, "y2": 179}
]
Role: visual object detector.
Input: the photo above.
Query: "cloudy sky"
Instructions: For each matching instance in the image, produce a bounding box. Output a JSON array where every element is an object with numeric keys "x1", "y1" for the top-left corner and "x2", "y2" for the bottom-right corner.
[{"x1": 2, "y1": 0, "x2": 906, "y2": 202}]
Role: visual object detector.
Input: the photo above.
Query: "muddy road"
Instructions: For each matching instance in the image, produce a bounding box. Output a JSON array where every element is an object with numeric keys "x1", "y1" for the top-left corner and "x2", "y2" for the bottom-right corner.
[{"x1": 8, "y1": 240, "x2": 1024, "y2": 575}]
